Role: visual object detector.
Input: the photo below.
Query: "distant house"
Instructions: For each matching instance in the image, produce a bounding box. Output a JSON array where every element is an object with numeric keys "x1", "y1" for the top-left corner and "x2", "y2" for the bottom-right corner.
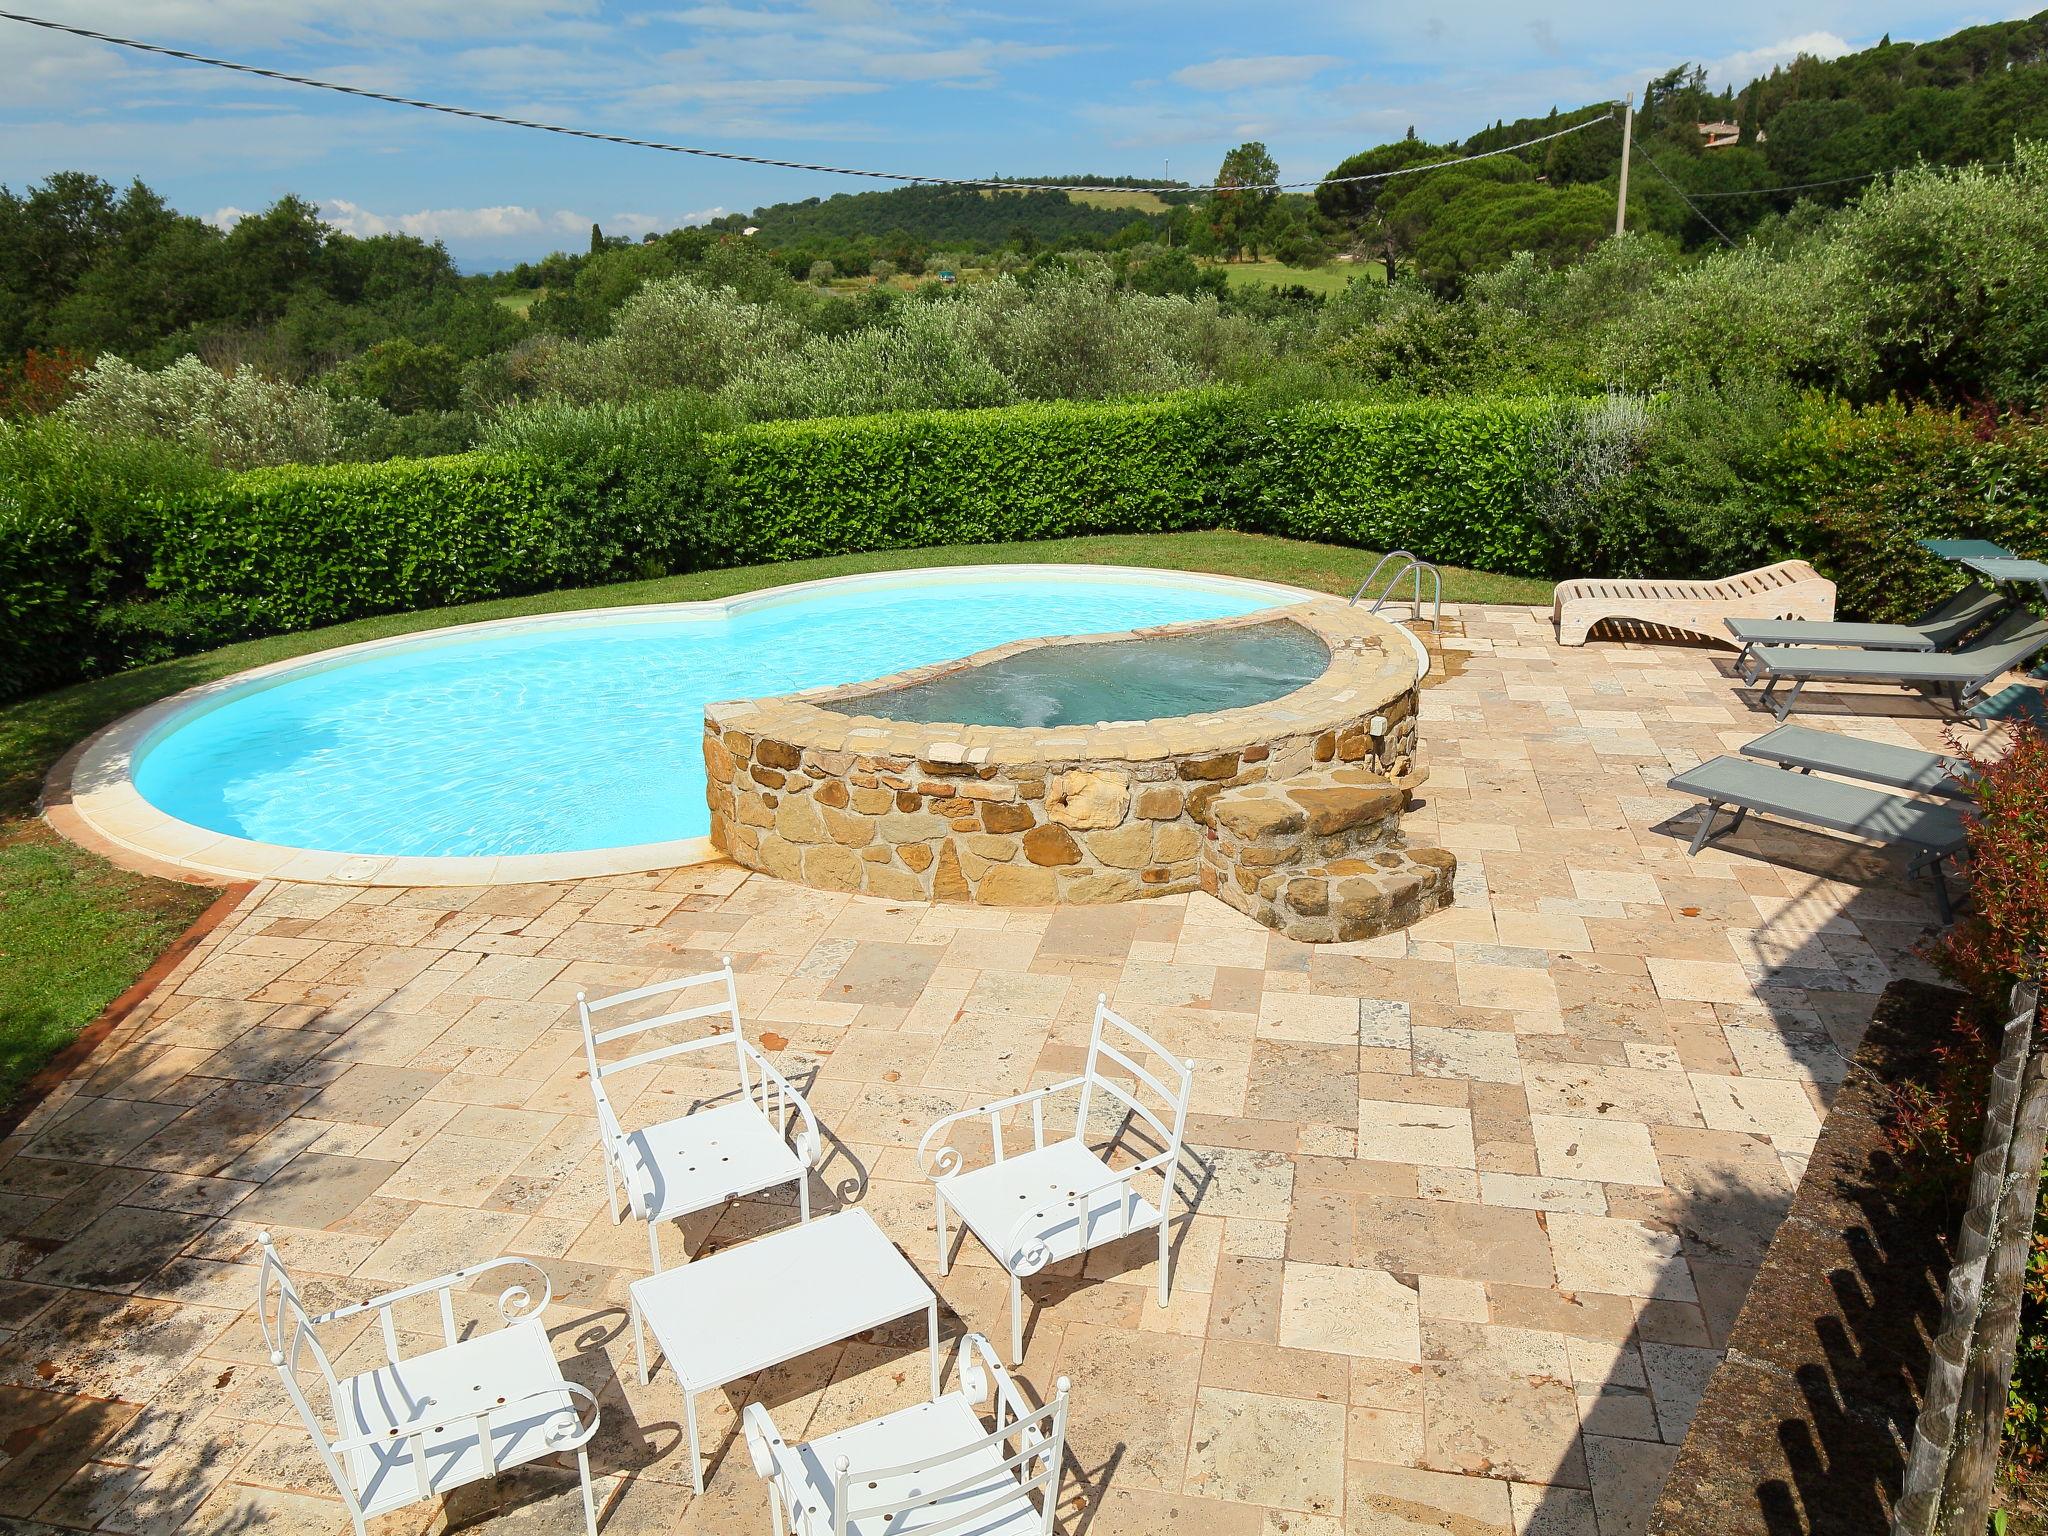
[
  {"x1": 742, "y1": 225, "x2": 761, "y2": 237},
  {"x1": 1696, "y1": 120, "x2": 1765, "y2": 149}
]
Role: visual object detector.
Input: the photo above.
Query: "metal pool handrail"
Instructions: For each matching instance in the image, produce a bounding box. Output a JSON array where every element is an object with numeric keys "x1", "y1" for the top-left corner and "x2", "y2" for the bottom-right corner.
[{"x1": 1349, "y1": 550, "x2": 1443, "y2": 630}]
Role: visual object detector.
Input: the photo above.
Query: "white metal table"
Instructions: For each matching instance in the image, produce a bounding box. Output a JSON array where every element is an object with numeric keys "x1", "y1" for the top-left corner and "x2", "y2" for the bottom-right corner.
[{"x1": 627, "y1": 1207, "x2": 942, "y2": 1493}]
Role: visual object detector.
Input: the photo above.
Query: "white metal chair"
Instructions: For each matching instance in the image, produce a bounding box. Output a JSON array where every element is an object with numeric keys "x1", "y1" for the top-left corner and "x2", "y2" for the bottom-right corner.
[
  {"x1": 256, "y1": 1232, "x2": 600, "y2": 1536},
  {"x1": 917, "y1": 995, "x2": 1194, "y2": 1364},
  {"x1": 579, "y1": 957, "x2": 822, "y2": 1273},
  {"x1": 743, "y1": 1331, "x2": 1068, "y2": 1536}
]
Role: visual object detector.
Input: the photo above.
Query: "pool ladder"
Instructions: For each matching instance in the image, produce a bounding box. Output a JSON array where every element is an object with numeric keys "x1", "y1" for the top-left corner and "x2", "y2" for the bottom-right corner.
[{"x1": 1348, "y1": 549, "x2": 1443, "y2": 630}]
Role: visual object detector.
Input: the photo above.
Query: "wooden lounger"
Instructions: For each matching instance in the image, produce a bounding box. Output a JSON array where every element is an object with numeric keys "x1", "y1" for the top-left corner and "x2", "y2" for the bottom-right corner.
[
  {"x1": 1552, "y1": 560, "x2": 1835, "y2": 648},
  {"x1": 1667, "y1": 755, "x2": 1970, "y2": 918}
]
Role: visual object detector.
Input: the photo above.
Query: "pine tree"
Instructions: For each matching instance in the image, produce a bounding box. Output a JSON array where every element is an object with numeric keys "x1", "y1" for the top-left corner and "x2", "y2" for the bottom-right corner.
[{"x1": 588, "y1": 222, "x2": 603, "y2": 255}]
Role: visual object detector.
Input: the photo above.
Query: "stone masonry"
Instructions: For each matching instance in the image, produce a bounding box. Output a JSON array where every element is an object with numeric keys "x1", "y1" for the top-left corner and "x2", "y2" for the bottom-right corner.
[
  {"x1": 1202, "y1": 765, "x2": 1457, "y2": 942},
  {"x1": 703, "y1": 604, "x2": 1452, "y2": 941}
]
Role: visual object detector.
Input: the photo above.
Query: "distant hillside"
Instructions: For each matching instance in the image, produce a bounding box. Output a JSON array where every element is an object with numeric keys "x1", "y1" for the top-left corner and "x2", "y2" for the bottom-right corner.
[
  {"x1": 1313, "y1": 10, "x2": 2048, "y2": 275},
  {"x1": 721, "y1": 179, "x2": 1194, "y2": 253}
]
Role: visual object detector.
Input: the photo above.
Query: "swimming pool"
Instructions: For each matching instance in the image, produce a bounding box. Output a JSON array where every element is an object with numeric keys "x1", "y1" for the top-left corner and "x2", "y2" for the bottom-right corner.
[{"x1": 114, "y1": 567, "x2": 1306, "y2": 869}]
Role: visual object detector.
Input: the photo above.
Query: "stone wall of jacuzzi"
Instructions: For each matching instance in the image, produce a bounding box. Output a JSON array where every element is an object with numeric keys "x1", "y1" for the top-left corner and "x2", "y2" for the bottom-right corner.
[{"x1": 701, "y1": 604, "x2": 1457, "y2": 941}]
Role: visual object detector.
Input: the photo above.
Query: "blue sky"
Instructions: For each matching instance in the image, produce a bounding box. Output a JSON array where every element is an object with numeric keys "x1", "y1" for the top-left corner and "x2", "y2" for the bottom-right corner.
[{"x1": 3, "y1": 1, "x2": 2035, "y2": 269}]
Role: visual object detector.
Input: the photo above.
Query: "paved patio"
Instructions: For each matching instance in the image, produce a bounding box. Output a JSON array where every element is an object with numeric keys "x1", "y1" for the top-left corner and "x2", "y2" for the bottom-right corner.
[{"x1": 0, "y1": 604, "x2": 1991, "y2": 1536}]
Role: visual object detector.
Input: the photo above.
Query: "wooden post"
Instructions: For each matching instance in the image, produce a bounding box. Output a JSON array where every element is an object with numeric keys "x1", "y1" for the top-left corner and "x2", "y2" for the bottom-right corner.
[
  {"x1": 1614, "y1": 97, "x2": 1633, "y2": 237},
  {"x1": 1939, "y1": 981, "x2": 2047, "y2": 1533},
  {"x1": 1894, "y1": 981, "x2": 2042, "y2": 1535}
]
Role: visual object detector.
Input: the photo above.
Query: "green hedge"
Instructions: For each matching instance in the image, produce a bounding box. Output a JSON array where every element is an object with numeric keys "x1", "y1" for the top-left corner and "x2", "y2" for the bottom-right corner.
[
  {"x1": 0, "y1": 422, "x2": 220, "y2": 702},
  {"x1": 1238, "y1": 398, "x2": 1563, "y2": 573},
  {"x1": 123, "y1": 390, "x2": 1565, "y2": 671},
  {"x1": 1773, "y1": 399, "x2": 2048, "y2": 622},
  {"x1": 11, "y1": 386, "x2": 2047, "y2": 707},
  {"x1": 157, "y1": 454, "x2": 641, "y2": 637}
]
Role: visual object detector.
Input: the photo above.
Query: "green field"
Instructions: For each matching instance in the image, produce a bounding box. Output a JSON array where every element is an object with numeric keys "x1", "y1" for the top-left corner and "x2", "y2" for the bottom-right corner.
[
  {"x1": 1214, "y1": 259, "x2": 1383, "y2": 296},
  {"x1": 0, "y1": 531, "x2": 1548, "y2": 1113},
  {"x1": 495, "y1": 288, "x2": 545, "y2": 316},
  {"x1": 1065, "y1": 189, "x2": 1173, "y2": 215}
]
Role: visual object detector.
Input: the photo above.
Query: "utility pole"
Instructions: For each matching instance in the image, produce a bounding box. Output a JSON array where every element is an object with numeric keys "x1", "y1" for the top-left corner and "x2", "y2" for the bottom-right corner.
[
  {"x1": 1164, "y1": 158, "x2": 1171, "y2": 248},
  {"x1": 1614, "y1": 95, "x2": 1633, "y2": 236}
]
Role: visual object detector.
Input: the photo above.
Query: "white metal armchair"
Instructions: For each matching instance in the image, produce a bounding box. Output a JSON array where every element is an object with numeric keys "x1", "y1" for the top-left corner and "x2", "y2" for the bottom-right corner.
[
  {"x1": 256, "y1": 1232, "x2": 601, "y2": 1536},
  {"x1": 918, "y1": 995, "x2": 1194, "y2": 1364},
  {"x1": 743, "y1": 1331, "x2": 1068, "y2": 1536},
  {"x1": 579, "y1": 958, "x2": 822, "y2": 1271}
]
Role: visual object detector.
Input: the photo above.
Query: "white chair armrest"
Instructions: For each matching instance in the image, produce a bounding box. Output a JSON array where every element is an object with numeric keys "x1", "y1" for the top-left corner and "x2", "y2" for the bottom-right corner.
[
  {"x1": 329, "y1": 1379, "x2": 599, "y2": 1457},
  {"x1": 744, "y1": 1400, "x2": 825, "y2": 1532},
  {"x1": 1000, "y1": 1150, "x2": 1173, "y2": 1275},
  {"x1": 916, "y1": 1075, "x2": 1089, "y2": 1181},
  {"x1": 956, "y1": 1332, "x2": 1032, "y2": 1426},
  {"x1": 740, "y1": 1040, "x2": 824, "y2": 1167},
  {"x1": 317, "y1": 1256, "x2": 555, "y2": 1328}
]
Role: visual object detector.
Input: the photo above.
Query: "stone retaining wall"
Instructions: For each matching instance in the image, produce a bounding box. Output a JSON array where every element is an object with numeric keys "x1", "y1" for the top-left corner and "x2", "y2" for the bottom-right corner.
[{"x1": 702, "y1": 603, "x2": 1449, "y2": 936}]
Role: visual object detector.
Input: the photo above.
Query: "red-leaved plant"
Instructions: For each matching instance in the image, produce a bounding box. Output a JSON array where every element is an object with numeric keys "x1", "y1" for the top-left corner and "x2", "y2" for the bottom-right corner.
[{"x1": 1884, "y1": 720, "x2": 2048, "y2": 1197}]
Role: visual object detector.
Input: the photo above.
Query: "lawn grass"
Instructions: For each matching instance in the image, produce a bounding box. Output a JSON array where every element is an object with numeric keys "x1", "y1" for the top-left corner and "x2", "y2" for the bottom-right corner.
[
  {"x1": 1064, "y1": 189, "x2": 1173, "y2": 215},
  {"x1": 0, "y1": 827, "x2": 215, "y2": 1110},
  {"x1": 494, "y1": 289, "x2": 545, "y2": 316},
  {"x1": 0, "y1": 531, "x2": 1552, "y2": 1112},
  {"x1": 1214, "y1": 259, "x2": 1384, "y2": 295}
]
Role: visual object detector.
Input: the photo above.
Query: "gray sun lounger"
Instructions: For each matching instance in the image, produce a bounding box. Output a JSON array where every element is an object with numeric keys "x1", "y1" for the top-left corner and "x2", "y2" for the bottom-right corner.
[
  {"x1": 1726, "y1": 581, "x2": 2010, "y2": 682},
  {"x1": 1667, "y1": 755, "x2": 1971, "y2": 918},
  {"x1": 1745, "y1": 611, "x2": 2048, "y2": 721},
  {"x1": 1738, "y1": 723, "x2": 1976, "y2": 799}
]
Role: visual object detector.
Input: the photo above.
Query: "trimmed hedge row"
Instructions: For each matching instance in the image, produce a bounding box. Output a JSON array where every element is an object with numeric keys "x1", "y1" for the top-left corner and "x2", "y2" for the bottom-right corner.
[
  {"x1": 16, "y1": 387, "x2": 2032, "y2": 706},
  {"x1": 698, "y1": 393, "x2": 1567, "y2": 577},
  {"x1": 105, "y1": 391, "x2": 1565, "y2": 680}
]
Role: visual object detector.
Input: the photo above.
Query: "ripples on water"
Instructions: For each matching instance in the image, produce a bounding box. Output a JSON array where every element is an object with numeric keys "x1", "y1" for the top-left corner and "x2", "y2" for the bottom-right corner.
[{"x1": 133, "y1": 577, "x2": 1281, "y2": 857}]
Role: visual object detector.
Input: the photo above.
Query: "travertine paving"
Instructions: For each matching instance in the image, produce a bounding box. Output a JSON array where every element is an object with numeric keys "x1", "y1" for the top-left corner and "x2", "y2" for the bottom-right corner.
[{"x1": 0, "y1": 604, "x2": 1991, "y2": 1536}]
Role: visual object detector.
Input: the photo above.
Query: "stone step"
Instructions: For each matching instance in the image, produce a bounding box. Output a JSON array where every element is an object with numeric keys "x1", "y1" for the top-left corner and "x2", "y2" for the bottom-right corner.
[{"x1": 1198, "y1": 764, "x2": 1454, "y2": 943}]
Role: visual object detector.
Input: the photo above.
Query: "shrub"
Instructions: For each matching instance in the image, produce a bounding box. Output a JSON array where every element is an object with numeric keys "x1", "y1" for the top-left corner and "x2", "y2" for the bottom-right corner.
[
  {"x1": 150, "y1": 392, "x2": 733, "y2": 638},
  {"x1": 523, "y1": 279, "x2": 804, "y2": 404},
  {"x1": 704, "y1": 391, "x2": 1562, "y2": 575},
  {"x1": 153, "y1": 455, "x2": 600, "y2": 636},
  {"x1": 1775, "y1": 399, "x2": 2048, "y2": 621},
  {"x1": 1528, "y1": 393, "x2": 1655, "y2": 574},
  {"x1": 59, "y1": 354, "x2": 343, "y2": 469},
  {"x1": 701, "y1": 394, "x2": 1244, "y2": 564},
  {"x1": 340, "y1": 338, "x2": 463, "y2": 414},
  {"x1": 1236, "y1": 395, "x2": 1570, "y2": 573},
  {"x1": 721, "y1": 303, "x2": 1015, "y2": 421},
  {"x1": 0, "y1": 417, "x2": 220, "y2": 700}
]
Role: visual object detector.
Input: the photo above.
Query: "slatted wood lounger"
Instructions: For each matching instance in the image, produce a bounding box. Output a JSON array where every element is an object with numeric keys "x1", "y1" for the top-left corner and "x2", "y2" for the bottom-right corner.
[{"x1": 1552, "y1": 560, "x2": 1835, "y2": 648}]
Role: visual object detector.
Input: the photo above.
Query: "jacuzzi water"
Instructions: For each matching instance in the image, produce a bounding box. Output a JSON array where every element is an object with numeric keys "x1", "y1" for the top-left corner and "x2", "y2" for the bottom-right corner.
[
  {"x1": 849, "y1": 619, "x2": 1329, "y2": 728},
  {"x1": 131, "y1": 573, "x2": 1288, "y2": 858}
]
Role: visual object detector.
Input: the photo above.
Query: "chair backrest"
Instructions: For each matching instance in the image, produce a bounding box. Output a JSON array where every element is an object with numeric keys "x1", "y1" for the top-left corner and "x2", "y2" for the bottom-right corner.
[
  {"x1": 1075, "y1": 996, "x2": 1194, "y2": 1168},
  {"x1": 1965, "y1": 612, "x2": 2048, "y2": 674},
  {"x1": 831, "y1": 1376, "x2": 1071, "y2": 1536},
  {"x1": 1918, "y1": 581, "x2": 2008, "y2": 646},
  {"x1": 255, "y1": 1233, "x2": 358, "y2": 1513},
  {"x1": 577, "y1": 957, "x2": 752, "y2": 1132}
]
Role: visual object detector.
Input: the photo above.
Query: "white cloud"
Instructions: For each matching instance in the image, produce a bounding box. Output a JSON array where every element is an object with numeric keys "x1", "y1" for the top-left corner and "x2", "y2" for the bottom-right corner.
[
  {"x1": 1705, "y1": 31, "x2": 1853, "y2": 87},
  {"x1": 315, "y1": 198, "x2": 723, "y2": 243},
  {"x1": 1171, "y1": 55, "x2": 1341, "y2": 92}
]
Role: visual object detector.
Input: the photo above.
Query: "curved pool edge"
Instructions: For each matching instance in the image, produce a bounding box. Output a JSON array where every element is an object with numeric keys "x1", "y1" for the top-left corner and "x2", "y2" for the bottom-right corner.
[{"x1": 47, "y1": 564, "x2": 1389, "y2": 888}]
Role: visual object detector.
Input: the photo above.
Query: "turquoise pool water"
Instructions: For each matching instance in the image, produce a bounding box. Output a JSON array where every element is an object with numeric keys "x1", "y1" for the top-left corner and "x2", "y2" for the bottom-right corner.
[
  {"x1": 849, "y1": 619, "x2": 1329, "y2": 728},
  {"x1": 132, "y1": 573, "x2": 1286, "y2": 858}
]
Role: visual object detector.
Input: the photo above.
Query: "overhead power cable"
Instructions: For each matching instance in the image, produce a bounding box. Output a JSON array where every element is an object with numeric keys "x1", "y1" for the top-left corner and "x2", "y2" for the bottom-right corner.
[
  {"x1": 1629, "y1": 134, "x2": 1737, "y2": 247},
  {"x1": 0, "y1": 9, "x2": 1612, "y2": 194},
  {"x1": 1680, "y1": 168, "x2": 1887, "y2": 198}
]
